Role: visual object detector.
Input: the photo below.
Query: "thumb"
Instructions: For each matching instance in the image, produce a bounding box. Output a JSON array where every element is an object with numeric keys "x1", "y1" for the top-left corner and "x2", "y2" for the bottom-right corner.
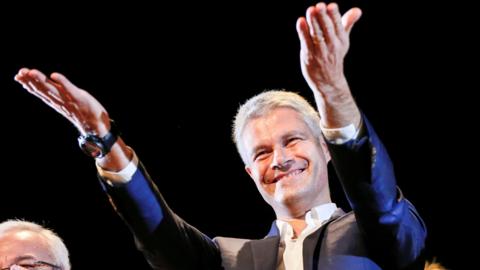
[{"x1": 342, "y1": 7, "x2": 362, "y2": 34}]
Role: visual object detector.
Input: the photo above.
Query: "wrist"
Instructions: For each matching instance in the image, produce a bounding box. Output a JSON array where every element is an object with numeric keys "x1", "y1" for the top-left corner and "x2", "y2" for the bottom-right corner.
[
  {"x1": 318, "y1": 98, "x2": 361, "y2": 130},
  {"x1": 96, "y1": 138, "x2": 133, "y2": 171},
  {"x1": 83, "y1": 117, "x2": 111, "y2": 137},
  {"x1": 78, "y1": 119, "x2": 120, "y2": 158}
]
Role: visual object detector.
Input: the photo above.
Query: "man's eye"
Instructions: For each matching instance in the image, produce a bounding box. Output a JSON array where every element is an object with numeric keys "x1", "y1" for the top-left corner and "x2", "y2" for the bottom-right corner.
[
  {"x1": 286, "y1": 137, "x2": 300, "y2": 145},
  {"x1": 18, "y1": 264, "x2": 36, "y2": 269},
  {"x1": 254, "y1": 151, "x2": 268, "y2": 161}
]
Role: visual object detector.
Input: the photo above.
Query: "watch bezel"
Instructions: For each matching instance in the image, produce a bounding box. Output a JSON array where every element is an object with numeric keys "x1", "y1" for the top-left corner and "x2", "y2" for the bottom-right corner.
[
  {"x1": 77, "y1": 120, "x2": 120, "y2": 158},
  {"x1": 78, "y1": 133, "x2": 107, "y2": 158}
]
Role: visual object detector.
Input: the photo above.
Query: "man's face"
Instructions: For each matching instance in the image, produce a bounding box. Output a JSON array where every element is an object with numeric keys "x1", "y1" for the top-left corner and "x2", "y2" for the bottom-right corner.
[
  {"x1": 0, "y1": 230, "x2": 55, "y2": 269},
  {"x1": 241, "y1": 107, "x2": 330, "y2": 216}
]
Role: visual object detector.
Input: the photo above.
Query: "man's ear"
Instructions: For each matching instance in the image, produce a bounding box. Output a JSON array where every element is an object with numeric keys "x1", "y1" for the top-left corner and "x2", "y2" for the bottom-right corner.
[
  {"x1": 320, "y1": 136, "x2": 331, "y2": 162},
  {"x1": 245, "y1": 165, "x2": 253, "y2": 179}
]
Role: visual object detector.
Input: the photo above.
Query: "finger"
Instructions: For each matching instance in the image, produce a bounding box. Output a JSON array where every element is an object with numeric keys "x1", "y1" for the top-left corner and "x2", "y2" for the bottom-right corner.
[
  {"x1": 14, "y1": 72, "x2": 31, "y2": 87},
  {"x1": 24, "y1": 71, "x2": 78, "y2": 121},
  {"x1": 49, "y1": 72, "x2": 88, "y2": 129},
  {"x1": 306, "y1": 6, "x2": 328, "y2": 54},
  {"x1": 50, "y1": 72, "x2": 79, "y2": 95},
  {"x1": 28, "y1": 68, "x2": 48, "y2": 81},
  {"x1": 24, "y1": 79, "x2": 55, "y2": 104},
  {"x1": 27, "y1": 69, "x2": 65, "y2": 105},
  {"x1": 342, "y1": 7, "x2": 362, "y2": 34},
  {"x1": 24, "y1": 81, "x2": 54, "y2": 105},
  {"x1": 24, "y1": 80, "x2": 73, "y2": 120},
  {"x1": 25, "y1": 81, "x2": 60, "y2": 109},
  {"x1": 30, "y1": 71, "x2": 81, "y2": 120},
  {"x1": 15, "y1": 69, "x2": 81, "y2": 126},
  {"x1": 19, "y1": 67, "x2": 30, "y2": 75},
  {"x1": 51, "y1": 72, "x2": 90, "y2": 107},
  {"x1": 19, "y1": 67, "x2": 30, "y2": 77},
  {"x1": 14, "y1": 67, "x2": 31, "y2": 81},
  {"x1": 49, "y1": 72, "x2": 85, "y2": 115},
  {"x1": 15, "y1": 73, "x2": 54, "y2": 106},
  {"x1": 327, "y1": 3, "x2": 347, "y2": 44},
  {"x1": 296, "y1": 17, "x2": 314, "y2": 54},
  {"x1": 315, "y1": 2, "x2": 336, "y2": 44}
]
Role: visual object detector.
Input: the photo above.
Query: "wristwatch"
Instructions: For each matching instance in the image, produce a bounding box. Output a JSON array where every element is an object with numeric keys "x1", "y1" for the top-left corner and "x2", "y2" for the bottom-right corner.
[{"x1": 77, "y1": 120, "x2": 120, "y2": 158}]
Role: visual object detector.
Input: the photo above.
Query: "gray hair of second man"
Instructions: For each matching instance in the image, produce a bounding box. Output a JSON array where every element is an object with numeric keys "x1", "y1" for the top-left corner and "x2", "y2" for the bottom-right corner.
[
  {"x1": 0, "y1": 220, "x2": 71, "y2": 270},
  {"x1": 233, "y1": 90, "x2": 322, "y2": 164}
]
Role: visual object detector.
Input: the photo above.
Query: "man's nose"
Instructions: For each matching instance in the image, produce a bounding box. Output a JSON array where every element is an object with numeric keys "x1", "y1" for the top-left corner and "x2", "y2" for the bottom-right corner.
[{"x1": 271, "y1": 147, "x2": 293, "y2": 171}]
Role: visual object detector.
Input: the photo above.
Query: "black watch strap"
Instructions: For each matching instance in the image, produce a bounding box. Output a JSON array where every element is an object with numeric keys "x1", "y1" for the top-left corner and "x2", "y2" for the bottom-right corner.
[{"x1": 102, "y1": 120, "x2": 120, "y2": 152}]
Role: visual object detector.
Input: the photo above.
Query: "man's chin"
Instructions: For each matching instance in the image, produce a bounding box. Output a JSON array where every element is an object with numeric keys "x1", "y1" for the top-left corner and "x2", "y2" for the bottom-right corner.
[{"x1": 274, "y1": 191, "x2": 303, "y2": 207}]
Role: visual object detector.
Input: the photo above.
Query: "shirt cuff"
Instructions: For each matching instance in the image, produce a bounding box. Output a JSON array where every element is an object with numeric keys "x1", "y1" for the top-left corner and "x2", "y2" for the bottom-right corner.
[
  {"x1": 96, "y1": 148, "x2": 139, "y2": 186},
  {"x1": 321, "y1": 120, "x2": 363, "y2": 145}
]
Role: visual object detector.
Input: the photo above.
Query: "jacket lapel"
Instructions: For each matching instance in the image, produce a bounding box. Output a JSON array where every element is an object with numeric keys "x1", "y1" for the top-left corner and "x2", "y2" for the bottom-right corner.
[
  {"x1": 302, "y1": 208, "x2": 345, "y2": 270},
  {"x1": 250, "y1": 222, "x2": 280, "y2": 270},
  {"x1": 250, "y1": 237, "x2": 280, "y2": 270}
]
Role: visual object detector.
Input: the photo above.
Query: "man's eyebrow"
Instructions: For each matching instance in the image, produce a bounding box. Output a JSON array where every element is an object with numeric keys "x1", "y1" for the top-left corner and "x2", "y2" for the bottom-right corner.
[
  {"x1": 281, "y1": 130, "x2": 306, "y2": 139},
  {"x1": 12, "y1": 255, "x2": 37, "y2": 263}
]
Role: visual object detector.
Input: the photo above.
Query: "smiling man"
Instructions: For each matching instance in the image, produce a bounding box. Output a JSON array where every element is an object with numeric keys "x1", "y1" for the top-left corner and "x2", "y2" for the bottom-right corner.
[
  {"x1": 239, "y1": 104, "x2": 331, "y2": 222},
  {"x1": 229, "y1": 87, "x2": 427, "y2": 270},
  {"x1": 13, "y1": 2, "x2": 426, "y2": 270}
]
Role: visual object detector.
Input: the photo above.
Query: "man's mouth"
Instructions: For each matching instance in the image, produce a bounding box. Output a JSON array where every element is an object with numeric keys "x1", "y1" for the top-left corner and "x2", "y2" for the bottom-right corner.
[{"x1": 269, "y1": 168, "x2": 306, "y2": 184}]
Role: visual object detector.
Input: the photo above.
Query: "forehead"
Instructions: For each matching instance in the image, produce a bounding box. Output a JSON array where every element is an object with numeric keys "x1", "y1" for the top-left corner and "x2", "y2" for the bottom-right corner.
[
  {"x1": 0, "y1": 231, "x2": 53, "y2": 264},
  {"x1": 242, "y1": 107, "x2": 311, "y2": 144}
]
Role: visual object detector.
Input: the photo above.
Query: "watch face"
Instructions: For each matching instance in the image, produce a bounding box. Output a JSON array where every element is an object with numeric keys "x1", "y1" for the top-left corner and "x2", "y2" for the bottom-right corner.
[
  {"x1": 78, "y1": 135, "x2": 105, "y2": 158},
  {"x1": 77, "y1": 122, "x2": 119, "y2": 158},
  {"x1": 82, "y1": 141, "x2": 103, "y2": 158}
]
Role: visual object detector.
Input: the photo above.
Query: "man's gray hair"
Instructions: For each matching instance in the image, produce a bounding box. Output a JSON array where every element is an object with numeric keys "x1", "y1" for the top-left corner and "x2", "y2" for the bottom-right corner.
[
  {"x1": 232, "y1": 90, "x2": 322, "y2": 164},
  {"x1": 0, "y1": 220, "x2": 71, "y2": 270}
]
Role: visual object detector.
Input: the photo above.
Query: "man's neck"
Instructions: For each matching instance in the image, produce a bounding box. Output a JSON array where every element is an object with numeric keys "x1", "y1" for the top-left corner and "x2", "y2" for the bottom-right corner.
[
  {"x1": 276, "y1": 202, "x2": 338, "y2": 239},
  {"x1": 286, "y1": 218, "x2": 308, "y2": 239}
]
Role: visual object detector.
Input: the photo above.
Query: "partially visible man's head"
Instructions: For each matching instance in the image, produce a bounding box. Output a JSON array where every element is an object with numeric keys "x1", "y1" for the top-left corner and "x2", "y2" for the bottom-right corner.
[
  {"x1": 0, "y1": 220, "x2": 70, "y2": 270},
  {"x1": 233, "y1": 91, "x2": 331, "y2": 217}
]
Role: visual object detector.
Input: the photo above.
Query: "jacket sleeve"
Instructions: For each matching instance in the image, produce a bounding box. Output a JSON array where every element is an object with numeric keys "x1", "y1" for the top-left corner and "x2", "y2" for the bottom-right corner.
[
  {"x1": 326, "y1": 115, "x2": 427, "y2": 269},
  {"x1": 99, "y1": 163, "x2": 222, "y2": 270}
]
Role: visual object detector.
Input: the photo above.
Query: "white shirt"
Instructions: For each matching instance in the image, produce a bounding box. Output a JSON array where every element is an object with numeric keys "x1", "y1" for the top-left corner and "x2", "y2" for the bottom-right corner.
[{"x1": 276, "y1": 203, "x2": 338, "y2": 270}]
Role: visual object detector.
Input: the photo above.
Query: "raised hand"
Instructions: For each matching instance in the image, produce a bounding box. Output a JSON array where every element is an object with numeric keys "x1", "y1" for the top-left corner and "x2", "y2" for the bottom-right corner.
[
  {"x1": 296, "y1": 2, "x2": 362, "y2": 129},
  {"x1": 14, "y1": 68, "x2": 111, "y2": 137}
]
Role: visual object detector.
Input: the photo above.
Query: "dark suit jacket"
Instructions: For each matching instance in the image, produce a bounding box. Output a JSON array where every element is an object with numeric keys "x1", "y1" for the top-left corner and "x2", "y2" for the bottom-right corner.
[{"x1": 101, "y1": 117, "x2": 427, "y2": 269}]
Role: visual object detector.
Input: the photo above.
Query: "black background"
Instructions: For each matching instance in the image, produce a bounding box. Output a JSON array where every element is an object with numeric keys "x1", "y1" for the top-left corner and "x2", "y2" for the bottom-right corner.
[{"x1": 1, "y1": 1, "x2": 475, "y2": 269}]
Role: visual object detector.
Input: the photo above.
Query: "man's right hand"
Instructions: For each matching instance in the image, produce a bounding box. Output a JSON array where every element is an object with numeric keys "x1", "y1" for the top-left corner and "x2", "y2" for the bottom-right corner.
[
  {"x1": 14, "y1": 68, "x2": 133, "y2": 172},
  {"x1": 14, "y1": 68, "x2": 111, "y2": 137}
]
